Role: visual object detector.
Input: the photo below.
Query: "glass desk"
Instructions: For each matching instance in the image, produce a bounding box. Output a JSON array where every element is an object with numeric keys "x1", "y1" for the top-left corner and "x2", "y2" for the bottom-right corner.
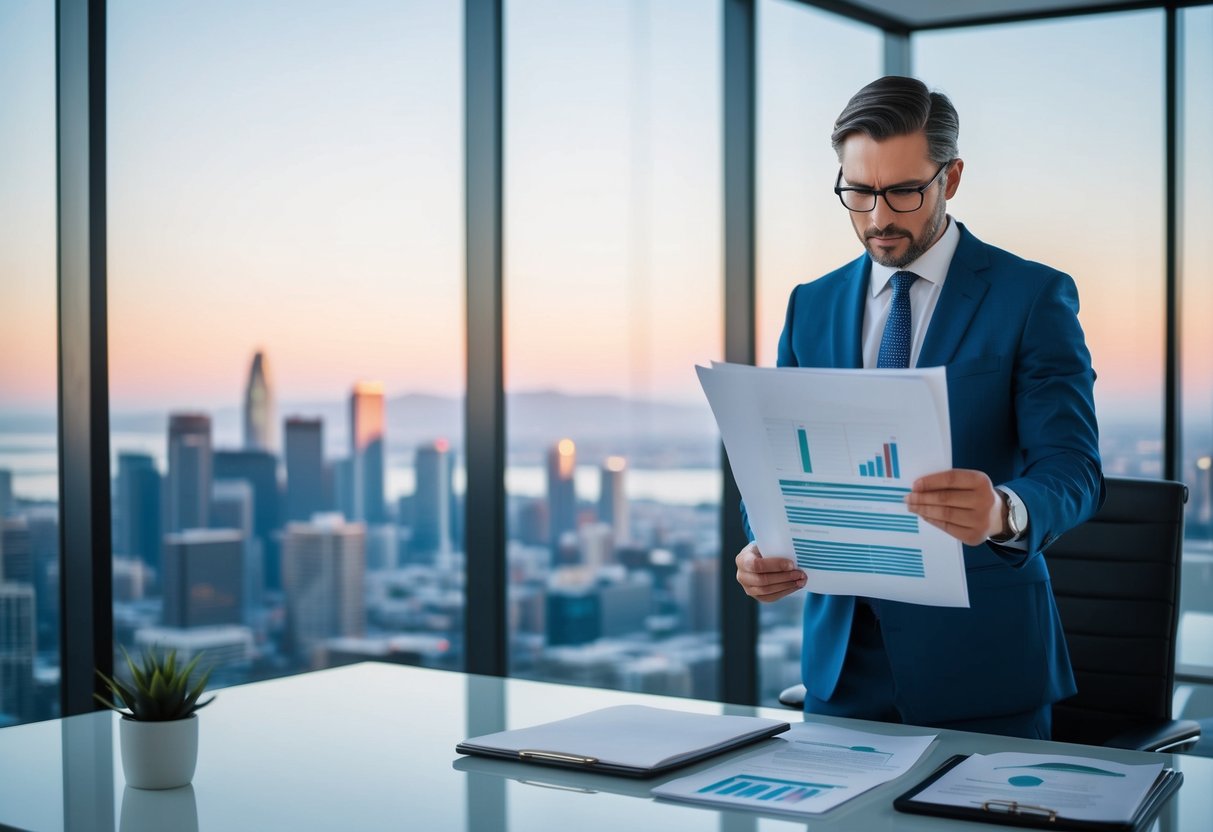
[{"x1": 0, "y1": 662, "x2": 1208, "y2": 831}]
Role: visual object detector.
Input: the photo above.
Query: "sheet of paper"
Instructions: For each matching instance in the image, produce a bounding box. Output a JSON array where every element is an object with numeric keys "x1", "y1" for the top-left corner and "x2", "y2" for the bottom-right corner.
[
  {"x1": 698, "y1": 362, "x2": 968, "y2": 607},
  {"x1": 909, "y1": 752, "x2": 1165, "y2": 823},
  {"x1": 458, "y1": 705, "x2": 787, "y2": 770},
  {"x1": 653, "y1": 722, "x2": 936, "y2": 817}
]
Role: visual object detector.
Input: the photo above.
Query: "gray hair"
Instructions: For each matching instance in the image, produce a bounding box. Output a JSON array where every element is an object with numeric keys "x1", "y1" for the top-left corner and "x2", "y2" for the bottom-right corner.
[{"x1": 831, "y1": 76, "x2": 959, "y2": 164}]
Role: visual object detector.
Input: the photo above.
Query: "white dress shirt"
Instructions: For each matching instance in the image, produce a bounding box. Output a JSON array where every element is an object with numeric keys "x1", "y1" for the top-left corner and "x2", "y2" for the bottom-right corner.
[{"x1": 861, "y1": 215, "x2": 959, "y2": 370}]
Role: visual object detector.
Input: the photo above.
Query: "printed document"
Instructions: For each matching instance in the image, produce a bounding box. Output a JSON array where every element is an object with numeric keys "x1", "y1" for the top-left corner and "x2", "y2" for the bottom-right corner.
[
  {"x1": 653, "y1": 722, "x2": 936, "y2": 817},
  {"x1": 908, "y1": 752, "x2": 1165, "y2": 823},
  {"x1": 697, "y1": 362, "x2": 968, "y2": 607}
]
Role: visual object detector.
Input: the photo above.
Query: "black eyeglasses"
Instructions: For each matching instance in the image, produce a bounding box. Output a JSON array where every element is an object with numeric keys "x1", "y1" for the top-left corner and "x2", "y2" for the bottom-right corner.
[{"x1": 834, "y1": 161, "x2": 951, "y2": 213}]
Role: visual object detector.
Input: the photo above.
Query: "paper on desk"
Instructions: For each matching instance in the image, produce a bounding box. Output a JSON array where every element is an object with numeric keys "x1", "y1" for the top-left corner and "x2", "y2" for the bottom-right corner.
[
  {"x1": 698, "y1": 362, "x2": 968, "y2": 607},
  {"x1": 909, "y1": 752, "x2": 1165, "y2": 823},
  {"x1": 653, "y1": 722, "x2": 936, "y2": 817}
]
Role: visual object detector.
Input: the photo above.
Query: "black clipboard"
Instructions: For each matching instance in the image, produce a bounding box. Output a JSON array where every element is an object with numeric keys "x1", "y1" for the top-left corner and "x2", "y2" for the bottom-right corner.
[{"x1": 893, "y1": 754, "x2": 1183, "y2": 831}]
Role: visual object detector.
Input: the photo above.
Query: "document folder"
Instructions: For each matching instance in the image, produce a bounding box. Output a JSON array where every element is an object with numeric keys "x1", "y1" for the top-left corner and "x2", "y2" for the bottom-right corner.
[
  {"x1": 893, "y1": 754, "x2": 1183, "y2": 831},
  {"x1": 455, "y1": 704, "x2": 789, "y2": 778}
]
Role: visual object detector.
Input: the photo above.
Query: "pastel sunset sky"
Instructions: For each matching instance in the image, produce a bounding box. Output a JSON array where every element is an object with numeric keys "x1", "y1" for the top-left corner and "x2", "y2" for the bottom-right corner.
[{"x1": 2, "y1": 1, "x2": 1209, "y2": 428}]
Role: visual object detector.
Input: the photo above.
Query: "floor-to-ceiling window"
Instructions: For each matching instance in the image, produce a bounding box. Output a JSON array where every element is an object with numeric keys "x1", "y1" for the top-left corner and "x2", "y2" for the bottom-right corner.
[
  {"x1": 755, "y1": 0, "x2": 882, "y2": 705},
  {"x1": 106, "y1": 0, "x2": 464, "y2": 686},
  {"x1": 1178, "y1": 4, "x2": 1213, "y2": 721},
  {"x1": 914, "y1": 11, "x2": 1167, "y2": 478},
  {"x1": 0, "y1": 0, "x2": 60, "y2": 728},
  {"x1": 504, "y1": 0, "x2": 723, "y2": 699}
]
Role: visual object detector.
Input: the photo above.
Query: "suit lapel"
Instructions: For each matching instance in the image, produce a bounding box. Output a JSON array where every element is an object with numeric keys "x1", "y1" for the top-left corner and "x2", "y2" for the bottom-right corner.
[
  {"x1": 917, "y1": 224, "x2": 991, "y2": 368},
  {"x1": 836, "y1": 256, "x2": 868, "y2": 368}
]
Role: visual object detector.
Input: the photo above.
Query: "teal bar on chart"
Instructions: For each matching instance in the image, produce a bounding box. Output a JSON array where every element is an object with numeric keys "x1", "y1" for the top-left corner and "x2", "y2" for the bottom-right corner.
[{"x1": 797, "y1": 428, "x2": 813, "y2": 474}]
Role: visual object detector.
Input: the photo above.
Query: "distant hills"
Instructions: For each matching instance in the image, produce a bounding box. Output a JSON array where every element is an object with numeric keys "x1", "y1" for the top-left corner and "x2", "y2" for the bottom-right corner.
[{"x1": 1, "y1": 392, "x2": 720, "y2": 462}]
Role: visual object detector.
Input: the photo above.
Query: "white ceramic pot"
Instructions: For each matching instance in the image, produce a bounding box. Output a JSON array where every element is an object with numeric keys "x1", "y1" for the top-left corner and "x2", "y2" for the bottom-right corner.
[{"x1": 119, "y1": 714, "x2": 199, "y2": 790}]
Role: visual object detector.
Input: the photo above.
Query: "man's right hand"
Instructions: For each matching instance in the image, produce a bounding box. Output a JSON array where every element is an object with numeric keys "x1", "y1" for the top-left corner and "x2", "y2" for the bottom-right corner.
[{"x1": 735, "y1": 542, "x2": 807, "y2": 602}]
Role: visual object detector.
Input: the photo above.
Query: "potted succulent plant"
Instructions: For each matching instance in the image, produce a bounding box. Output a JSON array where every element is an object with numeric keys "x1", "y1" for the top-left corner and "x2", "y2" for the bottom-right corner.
[{"x1": 95, "y1": 648, "x2": 215, "y2": 790}]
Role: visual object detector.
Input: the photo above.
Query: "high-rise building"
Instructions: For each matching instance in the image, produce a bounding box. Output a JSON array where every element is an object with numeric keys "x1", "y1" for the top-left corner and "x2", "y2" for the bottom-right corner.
[
  {"x1": 546, "y1": 439, "x2": 577, "y2": 553},
  {"x1": 350, "y1": 382, "x2": 386, "y2": 524},
  {"x1": 285, "y1": 417, "x2": 326, "y2": 522},
  {"x1": 211, "y1": 479, "x2": 262, "y2": 621},
  {"x1": 162, "y1": 529, "x2": 244, "y2": 629},
  {"x1": 243, "y1": 350, "x2": 275, "y2": 452},
  {"x1": 0, "y1": 519, "x2": 32, "y2": 585},
  {"x1": 23, "y1": 508, "x2": 59, "y2": 651},
  {"x1": 133, "y1": 625, "x2": 254, "y2": 683},
  {"x1": 577, "y1": 522, "x2": 614, "y2": 571},
  {"x1": 411, "y1": 439, "x2": 452, "y2": 558},
  {"x1": 117, "y1": 452, "x2": 162, "y2": 570},
  {"x1": 167, "y1": 413, "x2": 212, "y2": 533},
  {"x1": 546, "y1": 588, "x2": 600, "y2": 647},
  {"x1": 0, "y1": 583, "x2": 35, "y2": 722},
  {"x1": 213, "y1": 450, "x2": 280, "y2": 591},
  {"x1": 281, "y1": 514, "x2": 366, "y2": 664},
  {"x1": 598, "y1": 456, "x2": 629, "y2": 545},
  {"x1": 0, "y1": 469, "x2": 12, "y2": 518}
]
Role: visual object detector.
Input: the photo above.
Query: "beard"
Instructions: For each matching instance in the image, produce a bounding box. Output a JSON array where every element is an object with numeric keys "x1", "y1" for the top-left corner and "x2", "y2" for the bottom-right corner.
[{"x1": 861, "y1": 196, "x2": 948, "y2": 268}]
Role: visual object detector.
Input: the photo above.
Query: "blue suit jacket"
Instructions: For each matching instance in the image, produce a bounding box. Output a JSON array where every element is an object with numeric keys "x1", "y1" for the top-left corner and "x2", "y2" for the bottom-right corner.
[{"x1": 764, "y1": 222, "x2": 1103, "y2": 724}]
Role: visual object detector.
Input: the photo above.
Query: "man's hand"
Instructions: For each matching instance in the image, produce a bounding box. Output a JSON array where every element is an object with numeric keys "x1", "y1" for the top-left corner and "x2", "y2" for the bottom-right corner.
[
  {"x1": 905, "y1": 468, "x2": 1007, "y2": 546},
  {"x1": 735, "y1": 542, "x2": 806, "y2": 602}
]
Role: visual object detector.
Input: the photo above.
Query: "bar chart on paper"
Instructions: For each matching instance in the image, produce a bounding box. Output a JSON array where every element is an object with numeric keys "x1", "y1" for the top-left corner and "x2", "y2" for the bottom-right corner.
[
  {"x1": 765, "y1": 419, "x2": 907, "y2": 481},
  {"x1": 695, "y1": 774, "x2": 842, "y2": 805}
]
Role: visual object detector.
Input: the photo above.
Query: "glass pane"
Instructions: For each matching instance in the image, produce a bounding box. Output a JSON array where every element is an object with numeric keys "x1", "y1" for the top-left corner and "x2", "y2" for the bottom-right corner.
[
  {"x1": 915, "y1": 12, "x2": 1166, "y2": 476},
  {"x1": 1179, "y1": 5, "x2": 1213, "y2": 690},
  {"x1": 0, "y1": 0, "x2": 60, "y2": 726},
  {"x1": 107, "y1": 1, "x2": 464, "y2": 688},
  {"x1": 755, "y1": 0, "x2": 883, "y2": 705},
  {"x1": 505, "y1": 0, "x2": 723, "y2": 699}
]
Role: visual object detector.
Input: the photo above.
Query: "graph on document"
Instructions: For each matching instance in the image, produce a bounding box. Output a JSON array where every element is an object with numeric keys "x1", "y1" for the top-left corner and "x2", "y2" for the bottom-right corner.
[
  {"x1": 765, "y1": 419, "x2": 907, "y2": 480},
  {"x1": 695, "y1": 774, "x2": 842, "y2": 805},
  {"x1": 768, "y1": 418, "x2": 926, "y2": 578}
]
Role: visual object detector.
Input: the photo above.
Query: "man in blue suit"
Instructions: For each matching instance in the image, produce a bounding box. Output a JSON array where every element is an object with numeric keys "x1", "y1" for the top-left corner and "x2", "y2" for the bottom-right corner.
[{"x1": 736, "y1": 76, "x2": 1104, "y2": 739}]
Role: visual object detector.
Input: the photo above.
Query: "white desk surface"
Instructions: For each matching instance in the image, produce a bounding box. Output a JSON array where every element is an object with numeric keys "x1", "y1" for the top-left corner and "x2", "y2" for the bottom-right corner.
[{"x1": 0, "y1": 662, "x2": 1208, "y2": 831}]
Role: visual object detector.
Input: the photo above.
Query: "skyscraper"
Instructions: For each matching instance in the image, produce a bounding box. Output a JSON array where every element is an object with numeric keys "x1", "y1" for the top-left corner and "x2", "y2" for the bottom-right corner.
[
  {"x1": 117, "y1": 452, "x2": 162, "y2": 570},
  {"x1": 546, "y1": 439, "x2": 577, "y2": 553},
  {"x1": 0, "y1": 583, "x2": 35, "y2": 722},
  {"x1": 211, "y1": 479, "x2": 262, "y2": 621},
  {"x1": 281, "y1": 514, "x2": 366, "y2": 665},
  {"x1": 162, "y1": 529, "x2": 244, "y2": 629},
  {"x1": 167, "y1": 413, "x2": 212, "y2": 533},
  {"x1": 0, "y1": 519, "x2": 32, "y2": 585},
  {"x1": 411, "y1": 439, "x2": 452, "y2": 558},
  {"x1": 285, "y1": 417, "x2": 326, "y2": 522},
  {"x1": 243, "y1": 350, "x2": 275, "y2": 452},
  {"x1": 598, "y1": 455, "x2": 629, "y2": 546},
  {"x1": 350, "y1": 382, "x2": 386, "y2": 524},
  {"x1": 0, "y1": 469, "x2": 12, "y2": 518},
  {"x1": 213, "y1": 450, "x2": 280, "y2": 591}
]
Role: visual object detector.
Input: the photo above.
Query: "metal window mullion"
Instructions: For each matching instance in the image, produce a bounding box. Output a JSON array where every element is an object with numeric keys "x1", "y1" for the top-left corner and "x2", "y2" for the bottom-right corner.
[
  {"x1": 721, "y1": 0, "x2": 758, "y2": 707},
  {"x1": 1164, "y1": 6, "x2": 1182, "y2": 482},
  {"x1": 464, "y1": 0, "x2": 507, "y2": 677},
  {"x1": 56, "y1": 0, "x2": 113, "y2": 717},
  {"x1": 883, "y1": 30, "x2": 911, "y2": 76}
]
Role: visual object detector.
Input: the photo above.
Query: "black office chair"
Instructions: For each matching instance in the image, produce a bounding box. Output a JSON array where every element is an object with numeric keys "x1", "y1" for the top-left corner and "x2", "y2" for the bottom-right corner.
[{"x1": 777, "y1": 476, "x2": 1201, "y2": 753}]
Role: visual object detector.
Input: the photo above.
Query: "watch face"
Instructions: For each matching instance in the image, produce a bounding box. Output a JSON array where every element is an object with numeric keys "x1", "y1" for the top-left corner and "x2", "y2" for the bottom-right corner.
[{"x1": 1008, "y1": 497, "x2": 1025, "y2": 535}]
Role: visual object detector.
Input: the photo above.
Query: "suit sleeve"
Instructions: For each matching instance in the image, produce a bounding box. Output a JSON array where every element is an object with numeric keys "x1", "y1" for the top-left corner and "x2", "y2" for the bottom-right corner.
[{"x1": 998, "y1": 272, "x2": 1105, "y2": 560}]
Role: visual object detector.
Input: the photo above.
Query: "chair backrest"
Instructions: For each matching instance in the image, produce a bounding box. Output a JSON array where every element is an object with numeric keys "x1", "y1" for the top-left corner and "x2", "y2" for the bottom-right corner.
[{"x1": 1047, "y1": 476, "x2": 1187, "y2": 746}]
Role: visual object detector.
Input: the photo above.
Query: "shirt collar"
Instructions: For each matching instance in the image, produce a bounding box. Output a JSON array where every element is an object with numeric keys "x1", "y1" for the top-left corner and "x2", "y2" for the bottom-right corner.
[{"x1": 869, "y1": 215, "x2": 960, "y2": 297}]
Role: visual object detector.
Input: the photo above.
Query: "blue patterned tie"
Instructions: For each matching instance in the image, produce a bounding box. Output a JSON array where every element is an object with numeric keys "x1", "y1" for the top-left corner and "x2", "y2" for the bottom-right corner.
[{"x1": 876, "y1": 271, "x2": 919, "y2": 369}]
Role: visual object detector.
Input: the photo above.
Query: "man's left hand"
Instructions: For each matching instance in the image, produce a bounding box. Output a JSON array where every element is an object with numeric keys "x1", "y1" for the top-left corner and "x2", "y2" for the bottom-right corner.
[{"x1": 904, "y1": 468, "x2": 1006, "y2": 546}]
